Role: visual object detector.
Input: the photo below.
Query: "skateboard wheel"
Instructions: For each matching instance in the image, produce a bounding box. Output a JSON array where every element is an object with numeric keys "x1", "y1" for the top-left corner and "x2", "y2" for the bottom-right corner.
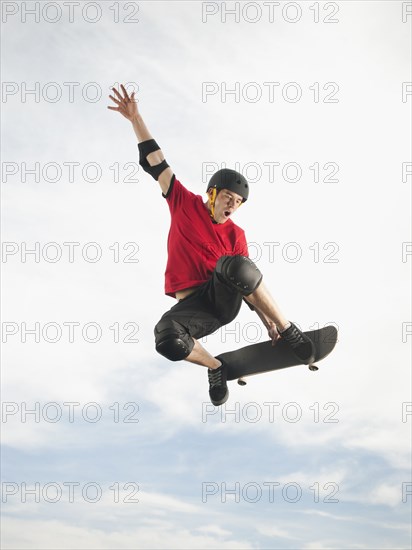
[
  {"x1": 238, "y1": 378, "x2": 247, "y2": 386},
  {"x1": 308, "y1": 365, "x2": 319, "y2": 371}
]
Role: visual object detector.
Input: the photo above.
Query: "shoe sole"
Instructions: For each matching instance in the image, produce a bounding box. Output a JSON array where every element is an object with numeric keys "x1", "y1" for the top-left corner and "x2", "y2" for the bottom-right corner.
[{"x1": 210, "y1": 389, "x2": 229, "y2": 407}]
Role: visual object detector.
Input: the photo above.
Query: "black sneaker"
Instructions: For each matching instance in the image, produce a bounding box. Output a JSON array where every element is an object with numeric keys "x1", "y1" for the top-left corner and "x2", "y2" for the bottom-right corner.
[
  {"x1": 208, "y1": 361, "x2": 228, "y2": 406},
  {"x1": 280, "y1": 322, "x2": 316, "y2": 364}
]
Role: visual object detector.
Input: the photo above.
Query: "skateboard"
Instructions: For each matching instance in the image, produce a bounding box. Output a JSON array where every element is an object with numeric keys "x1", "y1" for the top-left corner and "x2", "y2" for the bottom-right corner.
[{"x1": 216, "y1": 325, "x2": 338, "y2": 385}]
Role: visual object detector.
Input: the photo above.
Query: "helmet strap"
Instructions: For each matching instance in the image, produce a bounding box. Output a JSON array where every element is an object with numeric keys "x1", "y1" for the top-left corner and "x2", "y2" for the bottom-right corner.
[{"x1": 209, "y1": 188, "x2": 217, "y2": 220}]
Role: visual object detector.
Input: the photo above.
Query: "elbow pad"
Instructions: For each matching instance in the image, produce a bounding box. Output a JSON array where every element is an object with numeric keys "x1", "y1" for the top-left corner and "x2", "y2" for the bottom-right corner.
[{"x1": 138, "y1": 139, "x2": 170, "y2": 181}]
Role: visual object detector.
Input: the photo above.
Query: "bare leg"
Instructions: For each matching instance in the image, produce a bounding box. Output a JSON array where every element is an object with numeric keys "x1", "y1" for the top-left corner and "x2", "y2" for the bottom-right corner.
[
  {"x1": 184, "y1": 338, "x2": 221, "y2": 369},
  {"x1": 244, "y1": 281, "x2": 291, "y2": 332}
]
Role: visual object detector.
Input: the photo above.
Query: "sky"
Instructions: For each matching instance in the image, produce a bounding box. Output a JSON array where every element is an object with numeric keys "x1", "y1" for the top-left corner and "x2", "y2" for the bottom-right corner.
[{"x1": 1, "y1": 1, "x2": 411, "y2": 549}]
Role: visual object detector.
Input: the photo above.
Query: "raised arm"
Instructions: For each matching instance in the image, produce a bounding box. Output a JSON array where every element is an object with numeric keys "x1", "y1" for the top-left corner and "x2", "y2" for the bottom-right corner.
[{"x1": 108, "y1": 84, "x2": 174, "y2": 196}]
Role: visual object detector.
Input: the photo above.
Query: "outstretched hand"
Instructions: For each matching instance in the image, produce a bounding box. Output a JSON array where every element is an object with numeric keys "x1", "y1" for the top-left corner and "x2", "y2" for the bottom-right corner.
[{"x1": 107, "y1": 84, "x2": 139, "y2": 121}]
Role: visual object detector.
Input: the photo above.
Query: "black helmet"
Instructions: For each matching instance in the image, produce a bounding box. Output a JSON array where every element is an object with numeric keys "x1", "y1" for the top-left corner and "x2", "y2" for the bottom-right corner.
[{"x1": 206, "y1": 168, "x2": 249, "y2": 202}]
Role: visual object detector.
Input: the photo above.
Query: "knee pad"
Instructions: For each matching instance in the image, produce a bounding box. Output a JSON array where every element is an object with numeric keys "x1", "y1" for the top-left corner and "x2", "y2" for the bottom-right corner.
[
  {"x1": 216, "y1": 255, "x2": 262, "y2": 296},
  {"x1": 154, "y1": 319, "x2": 194, "y2": 361}
]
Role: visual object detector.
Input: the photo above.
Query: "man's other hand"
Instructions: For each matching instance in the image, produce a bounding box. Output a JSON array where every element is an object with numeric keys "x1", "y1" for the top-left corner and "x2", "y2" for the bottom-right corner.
[{"x1": 268, "y1": 322, "x2": 281, "y2": 347}]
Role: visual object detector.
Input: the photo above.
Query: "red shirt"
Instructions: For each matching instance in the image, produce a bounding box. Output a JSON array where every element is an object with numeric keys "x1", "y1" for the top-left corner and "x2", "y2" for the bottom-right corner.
[{"x1": 163, "y1": 176, "x2": 249, "y2": 297}]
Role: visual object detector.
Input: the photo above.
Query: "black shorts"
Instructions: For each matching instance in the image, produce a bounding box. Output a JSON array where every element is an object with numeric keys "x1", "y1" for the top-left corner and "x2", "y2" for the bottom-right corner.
[{"x1": 155, "y1": 269, "x2": 244, "y2": 345}]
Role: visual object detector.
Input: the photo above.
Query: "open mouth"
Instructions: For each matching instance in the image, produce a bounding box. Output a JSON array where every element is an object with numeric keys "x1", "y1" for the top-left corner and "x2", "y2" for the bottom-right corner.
[{"x1": 224, "y1": 211, "x2": 231, "y2": 218}]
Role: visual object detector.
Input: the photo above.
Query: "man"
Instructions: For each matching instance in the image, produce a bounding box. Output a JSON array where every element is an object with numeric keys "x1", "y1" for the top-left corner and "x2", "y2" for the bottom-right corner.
[{"x1": 108, "y1": 84, "x2": 315, "y2": 406}]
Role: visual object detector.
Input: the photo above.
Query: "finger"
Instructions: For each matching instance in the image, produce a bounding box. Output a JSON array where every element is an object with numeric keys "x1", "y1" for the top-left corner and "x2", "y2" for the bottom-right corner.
[
  {"x1": 108, "y1": 94, "x2": 121, "y2": 105},
  {"x1": 107, "y1": 106, "x2": 120, "y2": 111},
  {"x1": 111, "y1": 87, "x2": 124, "y2": 101},
  {"x1": 121, "y1": 83, "x2": 130, "y2": 101}
]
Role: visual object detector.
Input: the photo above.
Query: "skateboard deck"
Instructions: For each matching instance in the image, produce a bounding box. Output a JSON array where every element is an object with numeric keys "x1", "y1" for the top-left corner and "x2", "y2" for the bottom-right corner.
[{"x1": 216, "y1": 325, "x2": 338, "y2": 385}]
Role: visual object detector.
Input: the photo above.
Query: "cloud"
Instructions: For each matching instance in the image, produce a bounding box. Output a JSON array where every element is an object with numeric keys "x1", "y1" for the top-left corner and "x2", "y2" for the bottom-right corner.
[
  {"x1": 255, "y1": 524, "x2": 298, "y2": 540},
  {"x1": 1, "y1": 517, "x2": 254, "y2": 550},
  {"x1": 359, "y1": 483, "x2": 406, "y2": 508}
]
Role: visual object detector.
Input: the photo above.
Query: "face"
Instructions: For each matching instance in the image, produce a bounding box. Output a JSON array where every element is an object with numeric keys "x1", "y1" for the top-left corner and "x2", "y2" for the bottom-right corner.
[{"x1": 207, "y1": 188, "x2": 243, "y2": 224}]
